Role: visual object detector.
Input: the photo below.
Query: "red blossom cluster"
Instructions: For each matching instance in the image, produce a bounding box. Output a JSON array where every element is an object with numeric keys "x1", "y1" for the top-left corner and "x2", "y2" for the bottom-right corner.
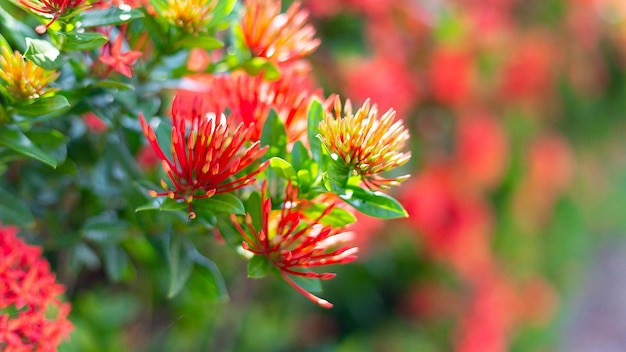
[{"x1": 0, "y1": 224, "x2": 73, "y2": 351}]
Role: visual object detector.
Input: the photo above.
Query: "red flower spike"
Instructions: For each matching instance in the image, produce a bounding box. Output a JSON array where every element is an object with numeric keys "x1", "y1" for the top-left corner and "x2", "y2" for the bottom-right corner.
[
  {"x1": 231, "y1": 181, "x2": 358, "y2": 308},
  {"x1": 139, "y1": 96, "x2": 268, "y2": 218},
  {"x1": 15, "y1": 0, "x2": 90, "y2": 30}
]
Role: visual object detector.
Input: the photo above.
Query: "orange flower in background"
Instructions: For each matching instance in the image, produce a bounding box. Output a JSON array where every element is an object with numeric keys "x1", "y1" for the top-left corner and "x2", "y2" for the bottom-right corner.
[
  {"x1": 13, "y1": 0, "x2": 90, "y2": 30},
  {"x1": 162, "y1": 0, "x2": 217, "y2": 33},
  {"x1": 232, "y1": 182, "x2": 358, "y2": 308},
  {"x1": 139, "y1": 96, "x2": 269, "y2": 218},
  {"x1": 241, "y1": 0, "x2": 321, "y2": 64},
  {"x1": 318, "y1": 98, "x2": 411, "y2": 190},
  {"x1": 0, "y1": 224, "x2": 73, "y2": 351},
  {"x1": 0, "y1": 46, "x2": 59, "y2": 101}
]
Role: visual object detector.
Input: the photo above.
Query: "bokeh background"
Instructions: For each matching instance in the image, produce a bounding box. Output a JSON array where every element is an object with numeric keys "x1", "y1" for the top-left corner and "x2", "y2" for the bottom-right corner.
[{"x1": 34, "y1": 0, "x2": 626, "y2": 350}]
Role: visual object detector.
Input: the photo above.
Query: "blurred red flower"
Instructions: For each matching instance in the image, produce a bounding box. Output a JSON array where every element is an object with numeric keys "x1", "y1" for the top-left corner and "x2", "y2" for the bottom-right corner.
[
  {"x1": 428, "y1": 47, "x2": 474, "y2": 107},
  {"x1": 82, "y1": 112, "x2": 108, "y2": 134},
  {"x1": 401, "y1": 166, "x2": 493, "y2": 277},
  {"x1": 0, "y1": 224, "x2": 73, "y2": 351}
]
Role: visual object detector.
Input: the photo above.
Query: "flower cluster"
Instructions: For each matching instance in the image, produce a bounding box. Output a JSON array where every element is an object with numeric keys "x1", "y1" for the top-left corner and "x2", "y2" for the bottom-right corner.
[
  {"x1": 0, "y1": 46, "x2": 58, "y2": 102},
  {"x1": 232, "y1": 182, "x2": 358, "y2": 308},
  {"x1": 0, "y1": 224, "x2": 73, "y2": 351},
  {"x1": 140, "y1": 96, "x2": 269, "y2": 219},
  {"x1": 318, "y1": 98, "x2": 411, "y2": 189}
]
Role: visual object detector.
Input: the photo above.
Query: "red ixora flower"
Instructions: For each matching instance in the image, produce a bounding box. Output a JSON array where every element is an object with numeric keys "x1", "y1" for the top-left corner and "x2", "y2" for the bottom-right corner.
[
  {"x1": 232, "y1": 181, "x2": 358, "y2": 308},
  {"x1": 0, "y1": 224, "x2": 73, "y2": 351},
  {"x1": 15, "y1": 0, "x2": 89, "y2": 31},
  {"x1": 139, "y1": 96, "x2": 269, "y2": 219}
]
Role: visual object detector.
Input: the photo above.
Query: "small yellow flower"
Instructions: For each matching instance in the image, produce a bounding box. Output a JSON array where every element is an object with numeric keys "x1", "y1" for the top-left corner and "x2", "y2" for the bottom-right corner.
[
  {"x1": 162, "y1": 0, "x2": 217, "y2": 34},
  {"x1": 0, "y1": 46, "x2": 59, "y2": 101},
  {"x1": 318, "y1": 98, "x2": 411, "y2": 190}
]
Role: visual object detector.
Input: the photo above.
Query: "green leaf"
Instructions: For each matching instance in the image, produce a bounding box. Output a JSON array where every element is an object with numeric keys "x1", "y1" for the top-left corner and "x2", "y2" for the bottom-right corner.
[
  {"x1": 269, "y1": 157, "x2": 297, "y2": 181},
  {"x1": 14, "y1": 95, "x2": 70, "y2": 117},
  {"x1": 290, "y1": 140, "x2": 310, "y2": 171},
  {"x1": 166, "y1": 234, "x2": 194, "y2": 298},
  {"x1": 190, "y1": 248, "x2": 229, "y2": 302},
  {"x1": 307, "y1": 98, "x2": 325, "y2": 170},
  {"x1": 82, "y1": 216, "x2": 129, "y2": 244},
  {"x1": 0, "y1": 186, "x2": 34, "y2": 226},
  {"x1": 243, "y1": 191, "x2": 262, "y2": 231},
  {"x1": 300, "y1": 203, "x2": 356, "y2": 227},
  {"x1": 178, "y1": 35, "x2": 224, "y2": 50},
  {"x1": 339, "y1": 186, "x2": 408, "y2": 219},
  {"x1": 78, "y1": 7, "x2": 144, "y2": 27},
  {"x1": 322, "y1": 166, "x2": 350, "y2": 193},
  {"x1": 216, "y1": 216, "x2": 244, "y2": 248},
  {"x1": 0, "y1": 5, "x2": 36, "y2": 51},
  {"x1": 61, "y1": 31, "x2": 109, "y2": 51},
  {"x1": 103, "y1": 245, "x2": 130, "y2": 282},
  {"x1": 24, "y1": 38, "x2": 64, "y2": 70},
  {"x1": 260, "y1": 109, "x2": 287, "y2": 160},
  {"x1": 135, "y1": 197, "x2": 187, "y2": 213},
  {"x1": 88, "y1": 80, "x2": 135, "y2": 90},
  {"x1": 193, "y1": 193, "x2": 245, "y2": 215},
  {"x1": 24, "y1": 129, "x2": 67, "y2": 164},
  {"x1": 0, "y1": 127, "x2": 57, "y2": 167},
  {"x1": 247, "y1": 254, "x2": 270, "y2": 278},
  {"x1": 242, "y1": 57, "x2": 280, "y2": 81}
]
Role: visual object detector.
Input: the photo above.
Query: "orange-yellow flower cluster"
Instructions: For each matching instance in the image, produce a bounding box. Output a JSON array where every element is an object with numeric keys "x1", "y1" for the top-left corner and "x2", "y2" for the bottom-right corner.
[
  {"x1": 318, "y1": 98, "x2": 411, "y2": 190},
  {"x1": 0, "y1": 46, "x2": 58, "y2": 101}
]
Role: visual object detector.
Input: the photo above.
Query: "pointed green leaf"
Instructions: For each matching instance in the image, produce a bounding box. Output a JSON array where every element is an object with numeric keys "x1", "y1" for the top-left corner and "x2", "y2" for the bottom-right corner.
[
  {"x1": 269, "y1": 157, "x2": 297, "y2": 181},
  {"x1": 61, "y1": 31, "x2": 109, "y2": 50},
  {"x1": 103, "y1": 245, "x2": 130, "y2": 282},
  {"x1": 135, "y1": 197, "x2": 187, "y2": 213},
  {"x1": 24, "y1": 38, "x2": 64, "y2": 70},
  {"x1": 0, "y1": 187, "x2": 34, "y2": 226},
  {"x1": 178, "y1": 35, "x2": 223, "y2": 50},
  {"x1": 260, "y1": 109, "x2": 287, "y2": 160},
  {"x1": 300, "y1": 203, "x2": 356, "y2": 227},
  {"x1": 339, "y1": 186, "x2": 408, "y2": 219},
  {"x1": 0, "y1": 127, "x2": 57, "y2": 167},
  {"x1": 323, "y1": 166, "x2": 350, "y2": 193},
  {"x1": 14, "y1": 95, "x2": 70, "y2": 117},
  {"x1": 167, "y1": 235, "x2": 194, "y2": 298},
  {"x1": 216, "y1": 216, "x2": 244, "y2": 248},
  {"x1": 190, "y1": 248, "x2": 229, "y2": 302},
  {"x1": 307, "y1": 98, "x2": 325, "y2": 169},
  {"x1": 78, "y1": 7, "x2": 144, "y2": 27},
  {"x1": 243, "y1": 191, "x2": 262, "y2": 230},
  {"x1": 193, "y1": 193, "x2": 245, "y2": 215},
  {"x1": 248, "y1": 254, "x2": 270, "y2": 278}
]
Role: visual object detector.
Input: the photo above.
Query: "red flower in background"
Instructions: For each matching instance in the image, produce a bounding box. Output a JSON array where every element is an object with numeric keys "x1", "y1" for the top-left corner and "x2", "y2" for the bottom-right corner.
[
  {"x1": 428, "y1": 47, "x2": 475, "y2": 107},
  {"x1": 232, "y1": 182, "x2": 358, "y2": 308},
  {"x1": 82, "y1": 112, "x2": 108, "y2": 134},
  {"x1": 0, "y1": 224, "x2": 73, "y2": 351},
  {"x1": 452, "y1": 110, "x2": 508, "y2": 189},
  {"x1": 178, "y1": 69, "x2": 324, "y2": 144},
  {"x1": 139, "y1": 96, "x2": 268, "y2": 218},
  {"x1": 342, "y1": 55, "x2": 419, "y2": 118},
  {"x1": 241, "y1": 0, "x2": 320, "y2": 64},
  {"x1": 401, "y1": 166, "x2": 493, "y2": 278}
]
